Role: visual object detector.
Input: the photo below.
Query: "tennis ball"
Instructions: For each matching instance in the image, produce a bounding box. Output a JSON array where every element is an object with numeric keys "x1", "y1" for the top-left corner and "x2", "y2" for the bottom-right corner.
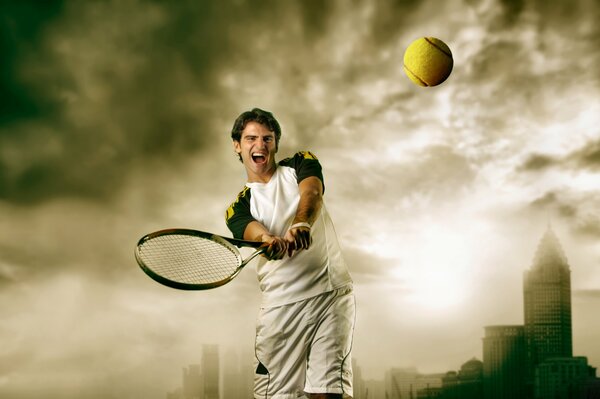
[{"x1": 403, "y1": 37, "x2": 453, "y2": 87}]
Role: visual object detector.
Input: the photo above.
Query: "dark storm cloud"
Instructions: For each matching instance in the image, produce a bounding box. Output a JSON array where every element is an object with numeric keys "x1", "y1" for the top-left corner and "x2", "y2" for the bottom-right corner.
[
  {"x1": 574, "y1": 218, "x2": 600, "y2": 238},
  {"x1": 0, "y1": 0, "x2": 344, "y2": 204},
  {"x1": 297, "y1": 0, "x2": 333, "y2": 40},
  {"x1": 568, "y1": 139, "x2": 600, "y2": 170},
  {"x1": 519, "y1": 138, "x2": 600, "y2": 173},
  {"x1": 458, "y1": 0, "x2": 600, "y2": 135},
  {"x1": 367, "y1": 0, "x2": 420, "y2": 45},
  {"x1": 490, "y1": 0, "x2": 599, "y2": 33},
  {"x1": 520, "y1": 154, "x2": 562, "y2": 171},
  {"x1": 1, "y1": 1, "x2": 234, "y2": 203},
  {"x1": 467, "y1": 39, "x2": 535, "y2": 89},
  {"x1": 337, "y1": 145, "x2": 476, "y2": 206},
  {"x1": 530, "y1": 192, "x2": 577, "y2": 217},
  {"x1": 530, "y1": 191, "x2": 600, "y2": 239},
  {"x1": 0, "y1": 1, "x2": 64, "y2": 124},
  {"x1": 498, "y1": 0, "x2": 525, "y2": 23}
]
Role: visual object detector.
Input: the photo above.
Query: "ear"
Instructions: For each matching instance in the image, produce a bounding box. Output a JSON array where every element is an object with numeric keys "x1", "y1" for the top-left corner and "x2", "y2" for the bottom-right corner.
[{"x1": 233, "y1": 140, "x2": 241, "y2": 155}]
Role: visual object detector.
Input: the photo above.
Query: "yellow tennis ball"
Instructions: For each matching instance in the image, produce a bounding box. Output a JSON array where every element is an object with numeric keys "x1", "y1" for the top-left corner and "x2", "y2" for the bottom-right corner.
[{"x1": 403, "y1": 37, "x2": 453, "y2": 87}]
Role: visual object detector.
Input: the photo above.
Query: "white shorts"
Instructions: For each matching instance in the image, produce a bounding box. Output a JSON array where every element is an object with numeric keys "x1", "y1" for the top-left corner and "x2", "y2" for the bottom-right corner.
[{"x1": 254, "y1": 285, "x2": 355, "y2": 399}]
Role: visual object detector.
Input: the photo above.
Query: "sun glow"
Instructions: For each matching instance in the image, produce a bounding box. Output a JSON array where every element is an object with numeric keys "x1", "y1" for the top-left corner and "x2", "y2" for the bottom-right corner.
[{"x1": 390, "y1": 224, "x2": 477, "y2": 313}]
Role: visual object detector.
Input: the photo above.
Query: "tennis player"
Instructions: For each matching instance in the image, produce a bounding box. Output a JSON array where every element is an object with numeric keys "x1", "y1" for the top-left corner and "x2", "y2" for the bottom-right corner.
[{"x1": 225, "y1": 108, "x2": 355, "y2": 399}]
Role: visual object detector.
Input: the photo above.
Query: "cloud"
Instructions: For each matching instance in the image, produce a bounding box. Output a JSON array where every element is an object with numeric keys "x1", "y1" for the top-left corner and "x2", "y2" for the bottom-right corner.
[
  {"x1": 2, "y1": 1, "x2": 600, "y2": 396},
  {"x1": 2, "y1": 1, "x2": 319, "y2": 204},
  {"x1": 343, "y1": 245, "x2": 409, "y2": 287},
  {"x1": 529, "y1": 190, "x2": 600, "y2": 239},
  {"x1": 567, "y1": 139, "x2": 600, "y2": 170},
  {"x1": 0, "y1": 2, "x2": 65, "y2": 124},
  {"x1": 520, "y1": 154, "x2": 561, "y2": 171},
  {"x1": 518, "y1": 138, "x2": 600, "y2": 174},
  {"x1": 332, "y1": 144, "x2": 476, "y2": 212}
]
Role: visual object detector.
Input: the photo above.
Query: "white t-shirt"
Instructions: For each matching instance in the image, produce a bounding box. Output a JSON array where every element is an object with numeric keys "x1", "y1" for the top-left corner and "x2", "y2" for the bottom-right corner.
[{"x1": 225, "y1": 151, "x2": 352, "y2": 307}]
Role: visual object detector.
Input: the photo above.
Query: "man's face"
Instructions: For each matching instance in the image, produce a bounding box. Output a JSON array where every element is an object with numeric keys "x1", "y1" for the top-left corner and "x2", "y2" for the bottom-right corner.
[{"x1": 233, "y1": 121, "x2": 278, "y2": 182}]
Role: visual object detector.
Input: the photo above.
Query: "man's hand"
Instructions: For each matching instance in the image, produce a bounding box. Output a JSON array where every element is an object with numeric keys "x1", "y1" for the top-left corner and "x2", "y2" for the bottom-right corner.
[
  {"x1": 260, "y1": 234, "x2": 288, "y2": 260},
  {"x1": 284, "y1": 223, "x2": 312, "y2": 257}
]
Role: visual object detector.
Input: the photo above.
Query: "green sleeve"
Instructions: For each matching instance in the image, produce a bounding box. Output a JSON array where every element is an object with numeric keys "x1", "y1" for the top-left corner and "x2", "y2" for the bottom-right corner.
[
  {"x1": 225, "y1": 186, "x2": 255, "y2": 240},
  {"x1": 280, "y1": 151, "x2": 325, "y2": 192}
]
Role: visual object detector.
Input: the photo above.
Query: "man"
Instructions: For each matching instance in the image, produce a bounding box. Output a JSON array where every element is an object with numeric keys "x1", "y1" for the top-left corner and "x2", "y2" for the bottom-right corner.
[{"x1": 225, "y1": 108, "x2": 355, "y2": 399}]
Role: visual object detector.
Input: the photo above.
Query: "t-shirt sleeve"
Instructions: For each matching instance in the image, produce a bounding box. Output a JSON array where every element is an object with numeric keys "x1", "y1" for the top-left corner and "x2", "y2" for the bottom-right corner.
[
  {"x1": 225, "y1": 187, "x2": 255, "y2": 240},
  {"x1": 286, "y1": 151, "x2": 325, "y2": 192}
]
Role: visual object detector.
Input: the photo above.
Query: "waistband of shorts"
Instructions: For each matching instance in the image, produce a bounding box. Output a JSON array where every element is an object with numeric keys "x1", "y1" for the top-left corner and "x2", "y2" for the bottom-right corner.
[{"x1": 260, "y1": 283, "x2": 354, "y2": 309}]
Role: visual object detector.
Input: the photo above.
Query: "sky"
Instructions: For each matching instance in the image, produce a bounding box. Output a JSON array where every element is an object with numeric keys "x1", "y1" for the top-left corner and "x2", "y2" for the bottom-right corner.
[{"x1": 1, "y1": 0, "x2": 600, "y2": 397}]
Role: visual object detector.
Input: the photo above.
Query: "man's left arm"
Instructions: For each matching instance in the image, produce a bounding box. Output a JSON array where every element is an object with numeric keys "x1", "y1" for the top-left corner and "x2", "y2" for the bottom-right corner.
[{"x1": 284, "y1": 175, "x2": 323, "y2": 256}]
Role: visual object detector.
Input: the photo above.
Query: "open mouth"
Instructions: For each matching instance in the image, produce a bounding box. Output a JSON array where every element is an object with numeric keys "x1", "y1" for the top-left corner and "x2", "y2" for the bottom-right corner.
[{"x1": 252, "y1": 153, "x2": 267, "y2": 164}]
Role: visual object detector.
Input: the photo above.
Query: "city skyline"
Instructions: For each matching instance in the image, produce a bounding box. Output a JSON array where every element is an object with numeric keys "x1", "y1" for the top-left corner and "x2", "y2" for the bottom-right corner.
[
  {"x1": 1, "y1": 1, "x2": 599, "y2": 398},
  {"x1": 168, "y1": 226, "x2": 597, "y2": 398}
]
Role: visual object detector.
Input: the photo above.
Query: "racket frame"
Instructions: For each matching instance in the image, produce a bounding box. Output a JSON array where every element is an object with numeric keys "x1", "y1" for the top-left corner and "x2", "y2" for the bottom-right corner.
[{"x1": 135, "y1": 228, "x2": 265, "y2": 290}]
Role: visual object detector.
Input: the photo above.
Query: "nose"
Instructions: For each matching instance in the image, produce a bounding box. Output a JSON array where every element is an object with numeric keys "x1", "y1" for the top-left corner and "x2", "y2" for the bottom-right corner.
[{"x1": 257, "y1": 137, "x2": 270, "y2": 147}]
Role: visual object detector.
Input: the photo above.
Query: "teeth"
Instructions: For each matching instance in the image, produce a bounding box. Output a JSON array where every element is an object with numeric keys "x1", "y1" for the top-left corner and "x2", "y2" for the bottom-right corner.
[{"x1": 252, "y1": 153, "x2": 265, "y2": 157}]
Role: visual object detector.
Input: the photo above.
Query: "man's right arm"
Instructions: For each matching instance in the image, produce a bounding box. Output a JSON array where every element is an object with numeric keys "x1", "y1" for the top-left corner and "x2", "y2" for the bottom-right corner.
[
  {"x1": 226, "y1": 187, "x2": 287, "y2": 260},
  {"x1": 244, "y1": 221, "x2": 288, "y2": 260}
]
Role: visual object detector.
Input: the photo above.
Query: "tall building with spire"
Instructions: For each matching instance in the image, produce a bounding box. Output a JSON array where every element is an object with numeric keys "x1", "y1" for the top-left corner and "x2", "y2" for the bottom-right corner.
[{"x1": 523, "y1": 227, "x2": 573, "y2": 373}]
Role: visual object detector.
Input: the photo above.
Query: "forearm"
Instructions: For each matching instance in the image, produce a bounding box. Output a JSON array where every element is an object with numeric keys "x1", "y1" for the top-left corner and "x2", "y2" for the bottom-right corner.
[
  {"x1": 243, "y1": 221, "x2": 288, "y2": 260},
  {"x1": 243, "y1": 221, "x2": 274, "y2": 242},
  {"x1": 293, "y1": 176, "x2": 323, "y2": 226},
  {"x1": 293, "y1": 189, "x2": 322, "y2": 226}
]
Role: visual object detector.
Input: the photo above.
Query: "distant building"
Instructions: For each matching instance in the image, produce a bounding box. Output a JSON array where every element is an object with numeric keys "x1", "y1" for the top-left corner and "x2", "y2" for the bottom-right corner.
[
  {"x1": 440, "y1": 358, "x2": 483, "y2": 399},
  {"x1": 535, "y1": 357, "x2": 591, "y2": 399},
  {"x1": 166, "y1": 387, "x2": 182, "y2": 399},
  {"x1": 385, "y1": 367, "x2": 417, "y2": 399},
  {"x1": 458, "y1": 358, "x2": 483, "y2": 398},
  {"x1": 583, "y1": 370, "x2": 600, "y2": 399},
  {"x1": 183, "y1": 364, "x2": 202, "y2": 399},
  {"x1": 416, "y1": 386, "x2": 443, "y2": 398},
  {"x1": 202, "y1": 345, "x2": 219, "y2": 399},
  {"x1": 353, "y1": 358, "x2": 366, "y2": 399},
  {"x1": 363, "y1": 379, "x2": 386, "y2": 399},
  {"x1": 441, "y1": 371, "x2": 459, "y2": 398},
  {"x1": 524, "y1": 227, "x2": 573, "y2": 376},
  {"x1": 223, "y1": 348, "x2": 244, "y2": 399},
  {"x1": 169, "y1": 345, "x2": 221, "y2": 399},
  {"x1": 483, "y1": 325, "x2": 528, "y2": 399},
  {"x1": 384, "y1": 368, "x2": 443, "y2": 399}
]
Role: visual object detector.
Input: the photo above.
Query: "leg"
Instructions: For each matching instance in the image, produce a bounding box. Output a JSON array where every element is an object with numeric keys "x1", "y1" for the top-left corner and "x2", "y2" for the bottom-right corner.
[
  {"x1": 304, "y1": 286, "x2": 355, "y2": 399},
  {"x1": 254, "y1": 302, "x2": 310, "y2": 398}
]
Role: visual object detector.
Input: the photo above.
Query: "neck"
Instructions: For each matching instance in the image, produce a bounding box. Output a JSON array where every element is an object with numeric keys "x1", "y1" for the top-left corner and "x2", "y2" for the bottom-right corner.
[{"x1": 247, "y1": 164, "x2": 277, "y2": 183}]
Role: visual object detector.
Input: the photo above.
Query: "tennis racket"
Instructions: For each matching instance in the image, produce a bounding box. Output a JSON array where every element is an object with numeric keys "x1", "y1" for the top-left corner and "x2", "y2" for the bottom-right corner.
[{"x1": 135, "y1": 228, "x2": 265, "y2": 290}]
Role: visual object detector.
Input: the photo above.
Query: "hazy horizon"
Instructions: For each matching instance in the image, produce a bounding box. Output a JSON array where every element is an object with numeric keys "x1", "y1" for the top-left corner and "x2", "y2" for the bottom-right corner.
[{"x1": 1, "y1": 0, "x2": 599, "y2": 397}]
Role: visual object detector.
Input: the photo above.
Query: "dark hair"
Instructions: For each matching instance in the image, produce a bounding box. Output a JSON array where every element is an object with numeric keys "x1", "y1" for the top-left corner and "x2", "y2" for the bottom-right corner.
[{"x1": 231, "y1": 108, "x2": 282, "y2": 151}]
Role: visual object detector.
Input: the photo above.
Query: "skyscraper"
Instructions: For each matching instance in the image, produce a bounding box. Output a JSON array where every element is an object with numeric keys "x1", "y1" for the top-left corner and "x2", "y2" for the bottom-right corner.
[
  {"x1": 202, "y1": 344, "x2": 219, "y2": 399},
  {"x1": 482, "y1": 325, "x2": 528, "y2": 399},
  {"x1": 353, "y1": 358, "x2": 366, "y2": 399},
  {"x1": 523, "y1": 227, "x2": 572, "y2": 376},
  {"x1": 182, "y1": 364, "x2": 202, "y2": 399}
]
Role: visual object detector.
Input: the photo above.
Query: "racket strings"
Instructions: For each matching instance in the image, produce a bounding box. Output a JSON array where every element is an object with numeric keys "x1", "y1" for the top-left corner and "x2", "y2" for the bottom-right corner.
[{"x1": 138, "y1": 234, "x2": 240, "y2": 285}]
